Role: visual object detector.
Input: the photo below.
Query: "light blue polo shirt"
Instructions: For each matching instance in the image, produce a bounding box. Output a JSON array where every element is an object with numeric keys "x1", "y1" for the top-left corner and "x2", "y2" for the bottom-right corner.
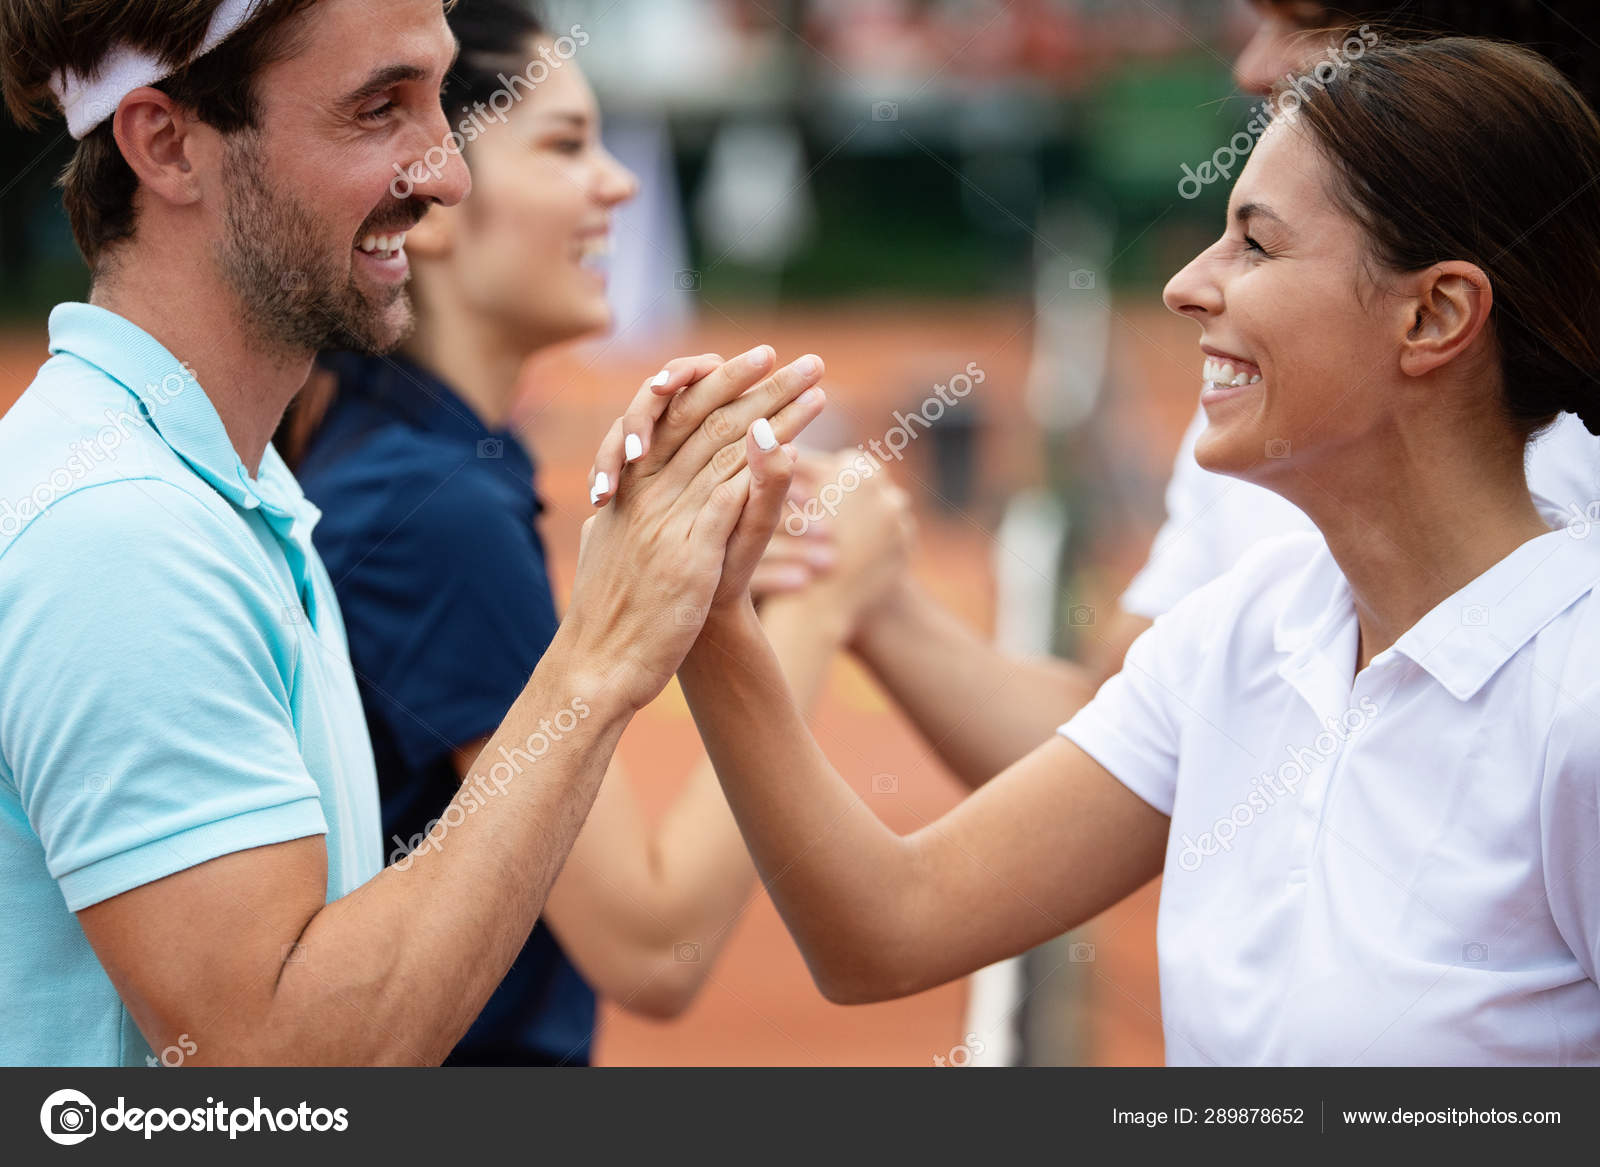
[{"x1": 0, "y1": 303, "x2": 383, "y2": 1066}]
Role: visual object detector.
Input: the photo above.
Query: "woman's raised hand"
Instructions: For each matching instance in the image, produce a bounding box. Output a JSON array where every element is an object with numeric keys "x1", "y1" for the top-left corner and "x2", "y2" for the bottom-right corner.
[{"x1": 562, "y1": 347, "x2": 826, "y2": 711}]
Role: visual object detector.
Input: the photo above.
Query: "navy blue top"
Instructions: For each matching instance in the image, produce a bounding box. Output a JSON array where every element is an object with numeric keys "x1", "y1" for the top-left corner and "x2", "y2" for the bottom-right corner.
[{"x1": 296, "y1": 351, "x2": 595, "y2": 1066}]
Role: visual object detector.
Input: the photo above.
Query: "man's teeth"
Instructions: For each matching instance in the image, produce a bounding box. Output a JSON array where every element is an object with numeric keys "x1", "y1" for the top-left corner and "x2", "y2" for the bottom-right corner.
[
  {"x1": 578, "y1": 238, "x2": 610, "y2": 268},
  {"x1": 357, "y1": 232, "x2": 408, "y2": 257},
  {"x1": 1203, "y1": 357, "x2": 1262, "y2": 387}
]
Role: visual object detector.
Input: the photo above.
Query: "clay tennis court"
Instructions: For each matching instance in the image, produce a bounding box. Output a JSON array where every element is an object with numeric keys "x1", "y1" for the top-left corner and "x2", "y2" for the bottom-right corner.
[{"x1": 0, "y1": 298, "x2": 1194, "y2": 1065}]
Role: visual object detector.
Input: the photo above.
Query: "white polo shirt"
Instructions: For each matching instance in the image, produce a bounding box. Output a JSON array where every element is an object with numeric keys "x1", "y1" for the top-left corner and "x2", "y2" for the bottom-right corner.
[
  {"x1": 1121, "y1": 407, "x2": 1600, "y2": 619},
  {"x1": 1062, "y1": 501, "x2": 1600, "y2": 1065}
]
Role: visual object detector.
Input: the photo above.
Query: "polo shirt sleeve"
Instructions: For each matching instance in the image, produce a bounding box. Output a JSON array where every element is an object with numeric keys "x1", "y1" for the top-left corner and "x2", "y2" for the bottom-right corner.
[
  {"x1": 1119, "y1": 407, "x2": 1227, "y2": 620},
  {"x1": 1541, "y1": 677, "x2": 1600, "y2": 983},
  {"x1": 351, "y1": 475, "x2": 560, "y2": 773},
  {"x1": 0, "y1": 480, "x2": 329, "y2": 911},
  {"x1": 1059, "y1": 574, "x2": 1225, "y2": 817}
]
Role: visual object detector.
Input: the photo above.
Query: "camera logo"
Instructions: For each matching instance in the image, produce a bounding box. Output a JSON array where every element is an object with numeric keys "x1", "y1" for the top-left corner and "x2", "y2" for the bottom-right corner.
[{"x1": 40, "y1": 1088, "x2": 97, "y2": 1146}]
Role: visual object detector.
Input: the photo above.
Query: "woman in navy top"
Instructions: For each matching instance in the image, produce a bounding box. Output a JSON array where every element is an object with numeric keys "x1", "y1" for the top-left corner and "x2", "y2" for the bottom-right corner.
[{"x1": 286, "y1": 0, "x2": 911, "y2": 1065}]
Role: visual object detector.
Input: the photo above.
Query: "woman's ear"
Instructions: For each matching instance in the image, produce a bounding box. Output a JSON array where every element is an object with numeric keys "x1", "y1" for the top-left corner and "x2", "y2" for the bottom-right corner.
[
  {"x1": 1398, "y1": 261, "x2": 1493, "y2": 379},
  {"x1": 404, "y1": 203, "x2": 455, "y2": 260}
]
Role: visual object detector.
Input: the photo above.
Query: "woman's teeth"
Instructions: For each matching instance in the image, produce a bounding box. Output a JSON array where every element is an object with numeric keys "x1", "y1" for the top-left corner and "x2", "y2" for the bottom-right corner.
[
  {"x1": 1203, "y1": 357, "x2": 1262, "y2": 387},
  {"x1": 357, "y1": 232, "x2": 408, "y2": 258},
  {"x1": 578, "y1": 238, "x2": 610, "y2": 269}
]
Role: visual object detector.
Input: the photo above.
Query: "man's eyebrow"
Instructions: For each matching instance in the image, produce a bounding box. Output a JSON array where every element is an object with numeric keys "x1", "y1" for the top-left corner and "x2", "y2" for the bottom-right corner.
[
  {"x1": 1235, "y1": 201, "x2": 1285, "y2": 226},
  {"x1": 339, "y1": 64, "x2": 430, "y2": 107}
]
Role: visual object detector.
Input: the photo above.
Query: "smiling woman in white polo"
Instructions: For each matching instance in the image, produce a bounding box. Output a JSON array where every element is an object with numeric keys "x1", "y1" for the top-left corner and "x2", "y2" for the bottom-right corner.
[{"x1": 635, "y1": 37, "x2": 1600, "y2": 1065}]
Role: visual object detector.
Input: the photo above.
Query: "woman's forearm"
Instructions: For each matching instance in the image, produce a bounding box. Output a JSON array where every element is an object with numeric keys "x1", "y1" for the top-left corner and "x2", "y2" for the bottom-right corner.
[
  {"x1": 677, "y1": 600, "x2": 927, "y2": 1001},
  {"x1": 851, "y1": 577, "x2": 1100, "y2": 787},
  {"x1": 539, "y1": 590, "x2": 852, "y2": 1016},
  {"x1": 648, "y1": 594, "x2": 847, "y2": 929}
]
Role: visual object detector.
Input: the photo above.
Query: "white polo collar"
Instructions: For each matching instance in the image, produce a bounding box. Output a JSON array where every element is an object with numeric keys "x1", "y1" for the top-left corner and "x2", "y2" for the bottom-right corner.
[{"x1": 1271, "y1": 496, "x2": 1600, "y2": 702}]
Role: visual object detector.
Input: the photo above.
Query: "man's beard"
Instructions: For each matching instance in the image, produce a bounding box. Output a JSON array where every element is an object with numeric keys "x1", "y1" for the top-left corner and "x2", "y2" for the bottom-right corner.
[{"x1": 215, "y1": 134, "x2": 415, "y2": 357}]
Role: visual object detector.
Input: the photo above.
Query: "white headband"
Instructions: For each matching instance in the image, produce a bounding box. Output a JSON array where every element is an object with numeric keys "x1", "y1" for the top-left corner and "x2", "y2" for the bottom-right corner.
[{"x1": 49, "y1": 0, "x2": 270, "y2": 140}]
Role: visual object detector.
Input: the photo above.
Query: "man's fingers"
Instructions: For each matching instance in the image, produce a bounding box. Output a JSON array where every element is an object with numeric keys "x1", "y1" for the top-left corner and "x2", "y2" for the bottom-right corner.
[
  {"x1": 620, "y1": 353, "x2": 723, "y2": 469},
  {"x1": 587, "y1": 354, "x2": 723, "y2": 506},
  {"x1": 639, "y1": 344, "x2": 778, "y2": 474},
  {"x1": 677, "y1": 384, "x2": 827, "y2": 515},
  {"x1": 663, "y1": 356, "x2": 824, "y2": 491}
]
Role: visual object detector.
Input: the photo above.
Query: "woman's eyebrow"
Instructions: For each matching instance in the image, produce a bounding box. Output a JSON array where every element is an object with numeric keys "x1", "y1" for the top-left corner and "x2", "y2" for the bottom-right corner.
[{"x1": 1235, "y1": 201, "x2": 1285, "y2": 228}]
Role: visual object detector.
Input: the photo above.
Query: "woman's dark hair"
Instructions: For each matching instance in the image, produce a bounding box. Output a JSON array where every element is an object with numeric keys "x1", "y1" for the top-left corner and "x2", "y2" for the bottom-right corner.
[
  {"x1": 439, "y1": 0, "x2": 548, "y2": 126},
  {"x1": 1283, "y1": 37, "x2": 1600, "y2": 437},
  {"x1": 275, "y1": 0, "x2": 549, "y2": 467},
  {"x1": 1256, "y1": 0, "x2": 1600, "y2": 111}
]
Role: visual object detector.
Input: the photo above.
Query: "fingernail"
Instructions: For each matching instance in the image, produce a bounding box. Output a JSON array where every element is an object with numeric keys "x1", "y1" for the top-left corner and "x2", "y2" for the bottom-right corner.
[
  {"x1": 752, "y1": 418, "x2": 778, "y2": 452},
  {"x1": 650, "y1": 369, "x2": 671, "y2": 389},
  {"x1": 590, "y1": 471, "x2": 610, "y2": 505},
  {"x1": 807, "y1": 547, "x2": 838, "y2": 569},
  {"x1": 740, "y1": 344, "x2": 775, "y2": 371},
  {"x1": 796, "y1": 387, "x2": 823, "y2": 407},
  {"x1": 624, "y1": 434, "x2": 643, "y2": 462},
  {"x1": 791, "y1": 355, "x2": 821, "y2": 378}
]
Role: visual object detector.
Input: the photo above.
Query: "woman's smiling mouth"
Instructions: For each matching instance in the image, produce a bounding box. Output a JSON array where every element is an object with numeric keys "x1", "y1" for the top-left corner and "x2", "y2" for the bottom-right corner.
[{"x1": 1200, "y1": 347, "x2": 1263, "y2": 405}]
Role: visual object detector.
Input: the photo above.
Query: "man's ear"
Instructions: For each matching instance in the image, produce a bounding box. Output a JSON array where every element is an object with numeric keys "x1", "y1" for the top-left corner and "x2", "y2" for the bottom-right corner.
[
  {"x1": 111, "y1": 87, "x2": 208, "y2": 208},
  {"x1": 1398, "y1": 260, "x2": 1493, "y2": 379},
  {"x1": 404, "y1": 203, "x2": 456, "y2": 260}
]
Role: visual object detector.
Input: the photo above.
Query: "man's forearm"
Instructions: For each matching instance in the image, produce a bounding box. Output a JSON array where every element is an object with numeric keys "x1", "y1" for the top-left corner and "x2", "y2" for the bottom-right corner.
[
  {"x1": 268, "y1": 622, "x2": 633, "y2": 1065},
  {"x1": 851, "y1": 578, "x2": 1099, "y2": 788}
]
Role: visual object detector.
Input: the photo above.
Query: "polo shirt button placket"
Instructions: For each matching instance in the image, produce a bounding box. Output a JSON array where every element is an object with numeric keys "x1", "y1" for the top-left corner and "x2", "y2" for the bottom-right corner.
[{"x1": 1290, "y1": 655, "x2": 1399, "y2": 885}]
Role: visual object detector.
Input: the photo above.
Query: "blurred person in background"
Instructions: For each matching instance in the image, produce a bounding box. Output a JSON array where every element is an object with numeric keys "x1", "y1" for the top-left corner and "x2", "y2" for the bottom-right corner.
[
  {"x1": 280, "y1": 0, "x2": 909, "y2": 1065},
  {"x1": 647, "y1": 35, "x2": 1600, "y2": 1065},
  {"x1": 652, "y1": 0, "x2": 1600, "y2": 793}
]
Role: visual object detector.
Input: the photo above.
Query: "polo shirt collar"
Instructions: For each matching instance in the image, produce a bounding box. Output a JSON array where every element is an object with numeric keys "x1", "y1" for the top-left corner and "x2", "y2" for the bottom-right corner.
[
  {"x1": 47, "y1": 302, "x2": 304, "y2": 516},
  {"x1": 1390, "y1": 496, "x2": 1600, "y2": 700},
  {"x1": 1273, "y1": 494, "x2": 1600, "y2": 702}
]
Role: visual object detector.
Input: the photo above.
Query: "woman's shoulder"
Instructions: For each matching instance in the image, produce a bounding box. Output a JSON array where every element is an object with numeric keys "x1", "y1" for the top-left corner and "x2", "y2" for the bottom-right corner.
[{"x1": 1156, "y1": 528, "x2": 1337, "y2": 646}]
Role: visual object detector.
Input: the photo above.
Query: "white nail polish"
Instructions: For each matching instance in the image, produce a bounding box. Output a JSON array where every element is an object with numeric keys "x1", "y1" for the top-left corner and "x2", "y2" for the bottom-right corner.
[
  {"x1": 650, "y1": 369, "x2": 671, "y2": 389},
  {"x1": 590, "y1": 471, "x2": 610, "y2": 505},
  {"x1": 624, "y1": 434, "x2": 643, "y2": 462},
  {"x1": 752, "y1": 418, "x2": 778, "y2": 452}
]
